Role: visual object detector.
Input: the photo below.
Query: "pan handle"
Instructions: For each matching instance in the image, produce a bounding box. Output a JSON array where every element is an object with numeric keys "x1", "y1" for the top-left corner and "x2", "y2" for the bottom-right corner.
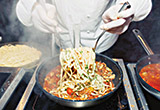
[{"x1": 132, "y1": 29, "x2": 154, "y2": 55}]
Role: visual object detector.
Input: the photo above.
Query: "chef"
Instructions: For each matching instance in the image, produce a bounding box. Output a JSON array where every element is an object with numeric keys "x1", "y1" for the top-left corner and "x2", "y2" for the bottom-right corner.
[{"x1": 16, "y1": 0, "x2": 152, "y2": 54}]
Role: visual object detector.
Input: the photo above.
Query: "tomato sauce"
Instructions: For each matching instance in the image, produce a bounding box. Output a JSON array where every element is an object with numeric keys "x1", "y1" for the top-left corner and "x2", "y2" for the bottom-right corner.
[
  {"x1": 139, "y1": 63, "x2": 160, "y2": 91},
  {"x1": 43, "y1": 62, "x2": 115, "y2": 100},
  {"x1": 43, "y1": 65, "x2": 61, "y2": 92}
]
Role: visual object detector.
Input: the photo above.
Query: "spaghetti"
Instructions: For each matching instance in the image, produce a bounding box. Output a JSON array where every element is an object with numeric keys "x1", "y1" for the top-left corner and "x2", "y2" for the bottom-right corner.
[{"x1": 43, "y1": 47, "x2": 115, "y2": 100}]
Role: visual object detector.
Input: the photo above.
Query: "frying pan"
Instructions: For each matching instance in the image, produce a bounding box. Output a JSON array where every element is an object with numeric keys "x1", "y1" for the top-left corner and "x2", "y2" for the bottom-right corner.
[
  {"x1": 133, "y1": 29, "x2": 160, "y2": 100},
  {"x1": 0, "y1": 42, "x2": 43, "y2": 69},
  {"x1": 35, "y1": 53, "x2": 123, "y2": 108}
]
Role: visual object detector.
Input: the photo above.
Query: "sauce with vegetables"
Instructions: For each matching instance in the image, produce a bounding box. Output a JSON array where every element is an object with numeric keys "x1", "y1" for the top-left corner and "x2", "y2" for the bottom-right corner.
[
  {"x1": 43, "y1": 61, "x2": 115, "y2": 100},
  {"x1": 139, "y1": 63, "x2": 160, "y2": 91}
]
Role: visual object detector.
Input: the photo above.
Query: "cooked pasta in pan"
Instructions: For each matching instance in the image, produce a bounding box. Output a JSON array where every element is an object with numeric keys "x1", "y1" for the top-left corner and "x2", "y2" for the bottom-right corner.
[{"x1": 43, "y1": 47, "x2": 115, "y2": 100}]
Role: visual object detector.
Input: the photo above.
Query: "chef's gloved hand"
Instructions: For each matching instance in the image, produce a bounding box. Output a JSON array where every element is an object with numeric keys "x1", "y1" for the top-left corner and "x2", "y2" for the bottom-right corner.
[
  {"x1": 101, "y1": 3, "x2": 134, "y2": 35},
  {"x1": 31, "y1": 3, "x2": 61, "y2": 33},
  {"x1": 16, "y1": 0, "x2": 60, "y2": 33}
]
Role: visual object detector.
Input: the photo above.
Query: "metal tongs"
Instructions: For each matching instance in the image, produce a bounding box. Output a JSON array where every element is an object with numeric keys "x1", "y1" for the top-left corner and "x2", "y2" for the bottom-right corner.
[{"x1": 93, "y1": 1, "x2": 131, "y2": 51}]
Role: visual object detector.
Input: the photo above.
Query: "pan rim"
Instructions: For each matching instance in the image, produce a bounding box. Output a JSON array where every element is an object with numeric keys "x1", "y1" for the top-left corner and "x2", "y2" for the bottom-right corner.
[
  {"x1": 136, "y1": 54, "x2": 160, "y2": 93},
  {"x1": 0, "y1": 41, "x2": 42, "y2": 69},
  {"x1": 36, "y1": 53, "x2": 123, "y2": 102}
]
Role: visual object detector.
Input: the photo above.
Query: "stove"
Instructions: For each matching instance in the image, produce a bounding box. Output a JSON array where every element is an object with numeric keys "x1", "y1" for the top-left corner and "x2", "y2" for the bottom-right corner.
[{"x1": 0, "y1": 59, "x2": 157, "y2": 110}]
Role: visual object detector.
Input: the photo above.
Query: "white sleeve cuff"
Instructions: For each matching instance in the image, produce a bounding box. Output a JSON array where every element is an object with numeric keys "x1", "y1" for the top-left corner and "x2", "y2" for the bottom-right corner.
[
  {"x1": 20, "y1": 0, "x2": 37, "y2": 12},
  {"x1": 16, "y1": 1, "x2": 32, "y2": 26},
  {"x1": 16, "y1": 0, "x2": 37, "y2": 26}
]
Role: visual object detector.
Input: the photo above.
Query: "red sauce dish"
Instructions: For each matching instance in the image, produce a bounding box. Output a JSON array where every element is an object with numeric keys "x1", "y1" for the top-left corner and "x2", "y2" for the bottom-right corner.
[{"x1": 139, "y1": 64, "x2": 160, "y2": 91}]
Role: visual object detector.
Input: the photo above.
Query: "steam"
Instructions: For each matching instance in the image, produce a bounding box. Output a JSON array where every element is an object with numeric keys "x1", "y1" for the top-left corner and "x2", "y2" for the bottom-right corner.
[{"x1": 7, "y1": 0, "x2": 53, "y2": 57}]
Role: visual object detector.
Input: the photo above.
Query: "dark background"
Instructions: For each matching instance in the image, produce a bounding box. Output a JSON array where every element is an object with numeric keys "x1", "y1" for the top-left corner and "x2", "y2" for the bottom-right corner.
[{"x1": 0, "y1": 0, "x2": 159, "y2": 63}]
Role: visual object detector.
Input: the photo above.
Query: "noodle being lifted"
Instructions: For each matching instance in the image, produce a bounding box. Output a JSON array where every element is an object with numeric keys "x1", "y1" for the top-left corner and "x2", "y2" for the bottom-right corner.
[{"x1": 43, "y1": 47, "x2": 115, "y2": 100}]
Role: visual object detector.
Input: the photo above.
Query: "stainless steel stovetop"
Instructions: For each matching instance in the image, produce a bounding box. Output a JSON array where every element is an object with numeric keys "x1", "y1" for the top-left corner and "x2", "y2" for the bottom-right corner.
[{"x1": 0, "y1": 58, "x2": 158, "y2": 110}]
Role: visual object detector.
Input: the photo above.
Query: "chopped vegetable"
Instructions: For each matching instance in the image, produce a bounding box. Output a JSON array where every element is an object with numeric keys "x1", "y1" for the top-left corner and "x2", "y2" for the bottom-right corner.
[{"x1": 67, "y1": 88, "x2": 74, "y2": 95}]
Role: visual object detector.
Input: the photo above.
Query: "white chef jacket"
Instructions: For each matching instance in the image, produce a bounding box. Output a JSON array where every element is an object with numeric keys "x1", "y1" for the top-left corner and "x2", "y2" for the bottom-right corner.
[{"x1": 16, "y1": 0, "x2": 152, "y2": 53}]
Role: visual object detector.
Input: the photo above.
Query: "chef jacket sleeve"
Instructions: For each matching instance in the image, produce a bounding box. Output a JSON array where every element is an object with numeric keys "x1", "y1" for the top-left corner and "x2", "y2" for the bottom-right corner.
[
  {"x1": 16, "y1": 0, "x2": 37, "y2": 26},
  {"x1": 116, "y1": 0, "x2": 152, "y2": 21}
]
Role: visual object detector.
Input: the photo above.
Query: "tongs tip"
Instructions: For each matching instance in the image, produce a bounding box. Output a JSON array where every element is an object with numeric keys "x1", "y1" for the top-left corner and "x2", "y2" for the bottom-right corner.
[{"x1": 118, "y1": 1, "x2": 131, "y2": 13}]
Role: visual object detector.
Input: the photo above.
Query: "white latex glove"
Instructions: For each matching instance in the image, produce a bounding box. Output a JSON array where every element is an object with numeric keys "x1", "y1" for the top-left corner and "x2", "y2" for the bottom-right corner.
[
  {"x1": 101, "y1": 3, "x2": 134, "y2": 35},
  {"x1": 16, "y1": 0, "x2": 60, "y2": 33},
  {"x1": 31, "y1": 3, "x2": 60, "y2": 33}
]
